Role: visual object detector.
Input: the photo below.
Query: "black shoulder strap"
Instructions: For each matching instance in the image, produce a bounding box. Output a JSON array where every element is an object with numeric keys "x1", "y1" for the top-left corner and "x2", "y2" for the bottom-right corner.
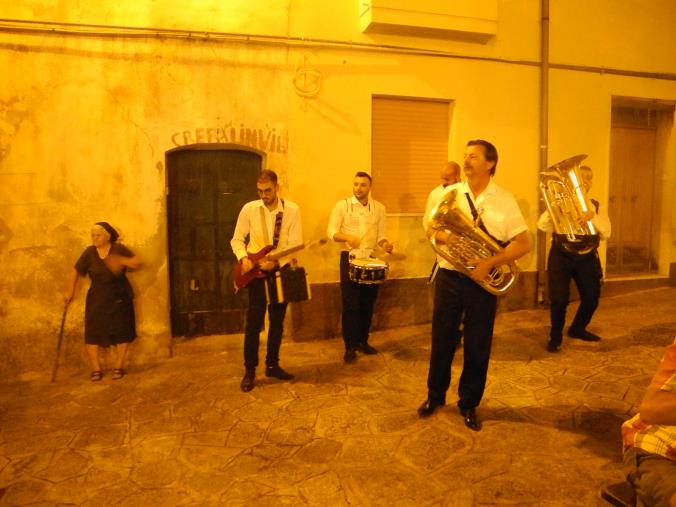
[
  {"x1": 464, "y1": 192, "x2": 510, "y2": 248},
  {"x1": 465, "y1": 193, "x2": 480, "y2": 221}
]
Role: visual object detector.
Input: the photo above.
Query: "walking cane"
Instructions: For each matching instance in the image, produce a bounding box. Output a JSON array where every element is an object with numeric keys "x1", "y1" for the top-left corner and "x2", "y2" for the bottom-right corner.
[{"x1": 51, "y1": 303, "x2": 69, "y2": 382}]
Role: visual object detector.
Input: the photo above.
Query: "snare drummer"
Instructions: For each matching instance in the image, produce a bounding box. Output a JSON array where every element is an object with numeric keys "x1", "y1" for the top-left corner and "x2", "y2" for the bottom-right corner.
[{"x1": 327, "y1": 172, "x2": 393, "y2": 363}]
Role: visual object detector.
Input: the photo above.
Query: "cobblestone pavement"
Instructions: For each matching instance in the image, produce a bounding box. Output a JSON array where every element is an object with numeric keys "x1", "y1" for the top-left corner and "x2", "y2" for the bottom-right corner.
[{"x1": 1, "y1": 287, "x2": 675, "y2": 506}]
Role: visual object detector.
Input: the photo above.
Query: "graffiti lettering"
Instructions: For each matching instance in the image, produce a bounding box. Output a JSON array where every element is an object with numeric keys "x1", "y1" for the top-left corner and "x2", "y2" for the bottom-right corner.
[{"x1": 171, "y1": 124, "x2": 287, "y2": 153}]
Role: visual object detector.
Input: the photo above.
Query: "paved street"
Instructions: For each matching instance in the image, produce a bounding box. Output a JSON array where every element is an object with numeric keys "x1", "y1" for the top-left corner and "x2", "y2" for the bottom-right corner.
[{"x1": 1, "y1": 286, "x2": 675, "y2": 506}]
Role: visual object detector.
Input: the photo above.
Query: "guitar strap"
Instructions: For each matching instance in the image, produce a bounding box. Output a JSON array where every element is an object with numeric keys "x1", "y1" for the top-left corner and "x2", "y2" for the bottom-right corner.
[{"x1": 272, "y1": 206, "x2": 284, "y2": 249}]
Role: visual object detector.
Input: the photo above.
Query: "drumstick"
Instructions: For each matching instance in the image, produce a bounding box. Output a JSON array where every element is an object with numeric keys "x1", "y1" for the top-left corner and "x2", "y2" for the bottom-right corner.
[{"x1": 308, "y1": 238, "x2": 329, "y2": 248}]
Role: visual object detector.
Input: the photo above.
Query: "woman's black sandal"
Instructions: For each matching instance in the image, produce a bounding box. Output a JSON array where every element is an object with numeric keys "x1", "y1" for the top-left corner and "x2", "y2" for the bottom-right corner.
[
  {"x1": 112, "y1": 368, "x2": 125, "y2": 380},
  {"x1": 90, "y1": 371, "x2": 103, "y2": 382}
]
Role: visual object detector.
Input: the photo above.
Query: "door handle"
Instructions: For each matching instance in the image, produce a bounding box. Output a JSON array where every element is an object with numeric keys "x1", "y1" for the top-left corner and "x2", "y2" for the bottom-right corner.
[{"x1": 190, "y1": 279, "x2": 200, "y2": 291}]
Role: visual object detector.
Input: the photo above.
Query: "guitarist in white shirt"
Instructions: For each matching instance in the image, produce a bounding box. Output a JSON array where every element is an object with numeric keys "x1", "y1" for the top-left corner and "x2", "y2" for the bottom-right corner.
[{"x1": 230, "y1": 169, "x2": 303, "y2": 392}]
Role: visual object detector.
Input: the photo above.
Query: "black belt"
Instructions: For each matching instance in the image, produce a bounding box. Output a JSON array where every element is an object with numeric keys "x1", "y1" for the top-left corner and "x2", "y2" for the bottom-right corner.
[{"x1": 441, "y1": 268, "x2": 467, "y2": 279}]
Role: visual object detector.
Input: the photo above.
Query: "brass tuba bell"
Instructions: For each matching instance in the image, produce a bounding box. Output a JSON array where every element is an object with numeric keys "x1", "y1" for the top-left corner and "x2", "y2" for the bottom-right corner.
[
  {"x1": 425, "y1": 188, "x2": 519, "y2": 295},
  {"x1": 539, "y1": 154, "x2": 599, "y2": 255}
]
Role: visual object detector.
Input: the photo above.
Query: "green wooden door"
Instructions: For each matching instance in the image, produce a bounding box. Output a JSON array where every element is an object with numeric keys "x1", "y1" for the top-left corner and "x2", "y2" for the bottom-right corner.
[{"x1": 166, "y1": 144, "x2": 262, "y2": 336}]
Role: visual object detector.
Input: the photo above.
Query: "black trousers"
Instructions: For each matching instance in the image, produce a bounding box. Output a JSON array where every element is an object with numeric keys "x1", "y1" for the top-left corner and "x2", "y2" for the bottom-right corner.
[
  {"x1": 243, "y1": 277, "x2": 288, "y2": 369},
  {"x1": 427, "y1": 268, "x2": 497, "y2": 409},
  {"x1": 547, "y1": 244, "x2": 602, "y2": 341},
  {"x1": 340, "y1": 251, "x2": 380, "y2": 350}
]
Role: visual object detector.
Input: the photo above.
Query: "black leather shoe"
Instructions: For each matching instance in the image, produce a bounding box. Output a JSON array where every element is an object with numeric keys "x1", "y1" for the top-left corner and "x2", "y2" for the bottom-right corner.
[
  {"x1": 357, "y1": 343, "x2": 378, "y2": 355},
  {"x1": 265, "y1": 365, "x2": 294, "y2": 380},
  {"x1": 568, "y1": 329, "x2": 601, "y2": 342},
  {"x1": 344, "y1": 348, "x2": 357, "y2": 363},
  {"x1": 546, "y1": 339, "x2": 561, "y2": 353},
  {"x1": 460, "y1": 407, "x2": 480, "y2": 431},
  {"x1": 417, "y1": 399, "x2": 445, "y2": 418},
  {"x1": 240, "y1": 369, "x2": 255, "y2": 392}
]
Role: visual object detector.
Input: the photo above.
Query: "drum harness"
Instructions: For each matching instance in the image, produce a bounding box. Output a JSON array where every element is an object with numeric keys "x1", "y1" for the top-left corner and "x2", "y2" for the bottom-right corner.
[{"x1": 344, "y1": 197, "x2": 375, "y2": 261}]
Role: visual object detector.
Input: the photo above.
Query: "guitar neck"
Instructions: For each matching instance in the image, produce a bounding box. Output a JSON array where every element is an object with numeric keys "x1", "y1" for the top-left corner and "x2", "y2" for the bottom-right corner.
[{"x1": 264, "y1": 243, "x2": 305, "y2": 261}]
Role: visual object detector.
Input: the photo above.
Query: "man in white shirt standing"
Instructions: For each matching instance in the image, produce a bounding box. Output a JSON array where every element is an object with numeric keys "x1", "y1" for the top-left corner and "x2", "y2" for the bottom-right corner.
[
  {"x1": 418, "y1": 140, "x2": 531, "y2": 431},
  {"x1": 423, "y1": 161, "x2": 462, "y2": 282},
  {"x1": 327, "y1": 172, "x2": 394, "y2": 363},
  {"x1": 423, "y1": 161, "x2": 462, "y2": 228},
  {"x1": 537, "y1": 165, "x2": 611, "y2": 353},
  {"x1": 231, "y1": 169, "x2": 303, "y2": 392}
]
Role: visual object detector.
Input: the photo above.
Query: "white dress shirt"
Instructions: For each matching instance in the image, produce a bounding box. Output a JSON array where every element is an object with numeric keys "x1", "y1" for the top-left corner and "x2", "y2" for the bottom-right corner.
[
  {"x1": 537, "y1": 196, "x2": 611, "y2": 239},
  {"x1": 432, "y1": 180, "x2": 528, "y2": 271},
  {"x1": 327, "y1": 196, "x2": 388, "y2": 259},
  {"x1": 230, "y1": 198, "x2": 303, "y2": 263},
  {"x1": 424, "y1": 184, "x2": 456, "y2": 264},
  {"x1": 423, "y1": 184, "x2": 455, "y2": 228}
]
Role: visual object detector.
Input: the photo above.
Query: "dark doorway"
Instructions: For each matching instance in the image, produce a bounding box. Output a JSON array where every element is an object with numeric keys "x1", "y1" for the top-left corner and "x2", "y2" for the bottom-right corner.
[{"x1": 166, "y1": 144, "x2": 262, "y2": 336}]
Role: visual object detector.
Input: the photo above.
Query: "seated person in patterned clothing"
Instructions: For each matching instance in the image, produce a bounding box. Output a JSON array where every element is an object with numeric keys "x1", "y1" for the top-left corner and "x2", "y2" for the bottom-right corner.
[{"x1": 621, "y1": 337, "x2": 676, "y2": 507}]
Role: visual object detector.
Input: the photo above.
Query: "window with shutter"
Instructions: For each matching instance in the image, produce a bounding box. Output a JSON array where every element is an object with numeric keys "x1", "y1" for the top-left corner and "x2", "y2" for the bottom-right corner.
[{"x1": 371, "y1": 95, "x2": 451, "y2": 214}]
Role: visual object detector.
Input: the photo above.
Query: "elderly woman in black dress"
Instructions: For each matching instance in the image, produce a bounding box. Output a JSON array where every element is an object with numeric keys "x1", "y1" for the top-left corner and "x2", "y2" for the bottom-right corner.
[{"x1": 64, "y1": 222, "x2": 141, "y2": 381}]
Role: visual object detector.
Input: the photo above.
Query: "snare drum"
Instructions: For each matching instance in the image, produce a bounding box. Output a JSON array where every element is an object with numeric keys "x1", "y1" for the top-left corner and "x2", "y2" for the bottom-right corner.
[{"x1": 348, "y1": 258, "x2": 389, "y2": 284}]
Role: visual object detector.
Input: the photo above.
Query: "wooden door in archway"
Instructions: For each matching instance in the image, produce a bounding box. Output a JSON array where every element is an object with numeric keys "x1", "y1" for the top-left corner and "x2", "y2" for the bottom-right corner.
[{"x1": 166, "y1": 144, "x2": 262, "y2": 336}]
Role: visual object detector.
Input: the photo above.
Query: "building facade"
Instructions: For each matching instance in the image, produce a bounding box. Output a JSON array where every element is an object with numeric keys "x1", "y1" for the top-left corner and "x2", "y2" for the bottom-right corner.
[{"x1": 1, "y1": 0, "x2": 675, "y2": 379}]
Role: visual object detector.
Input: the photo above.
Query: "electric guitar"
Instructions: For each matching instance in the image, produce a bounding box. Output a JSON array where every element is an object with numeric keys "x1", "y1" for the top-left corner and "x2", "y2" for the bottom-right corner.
[{"x1": 233, "y1": 243, "x2": 305, "y2": 290}]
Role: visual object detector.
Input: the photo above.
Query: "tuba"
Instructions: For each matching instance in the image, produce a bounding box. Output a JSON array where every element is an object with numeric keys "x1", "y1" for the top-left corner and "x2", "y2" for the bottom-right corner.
[
  {"x1": 425, "y1": 188, "x2": 519, "y2": 295},
  {"x1": 539, "y1": 154, "x2": 599, "y2": 255}
]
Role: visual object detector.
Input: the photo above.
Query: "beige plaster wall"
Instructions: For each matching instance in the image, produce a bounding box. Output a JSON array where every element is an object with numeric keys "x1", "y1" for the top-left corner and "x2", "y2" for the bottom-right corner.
[
  {"x1": 0, "y1": 25, "x2": 291, "y2": 380},
  {"x1": 287, "y1": 49, "x2": 541, "y2": 283},
  {"x1": 550, "y1": 0, "x2": 676, "y2": 74},
  {"x1": 288, "y1": 0, "x2": 542, "y2": 60},
  {"x1": 1, "y1": 0, "x2": 675, "y2": 379},
  {"x1": 1, "y1": 0, "x2": 291, "y2": 35}
]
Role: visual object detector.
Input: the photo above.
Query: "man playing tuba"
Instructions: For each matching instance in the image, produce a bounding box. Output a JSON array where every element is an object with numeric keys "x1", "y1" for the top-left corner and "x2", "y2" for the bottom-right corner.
[
  {"x1": 538, "y1": 163, "x2": 611, "y2": 353},
  {"x1": 418, "y1": 140, "x2": 531, "y2": 431}
]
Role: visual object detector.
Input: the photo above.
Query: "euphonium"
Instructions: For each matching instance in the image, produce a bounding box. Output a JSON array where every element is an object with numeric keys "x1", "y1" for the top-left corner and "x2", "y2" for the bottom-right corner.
[
  {"x1": 425, "y1": 188, "x2": 519, "y2": 295},
  {"x1": 539, "y1": 154, "x2": 599, "y2": 255}
]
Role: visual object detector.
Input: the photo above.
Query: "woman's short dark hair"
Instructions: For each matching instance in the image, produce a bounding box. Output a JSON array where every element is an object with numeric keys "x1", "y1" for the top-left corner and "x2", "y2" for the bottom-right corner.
[
  {"x1": 467, "y1": 139, "x2": 498, "y2": 176},
  {"x1": 95, "y1": 222, "x2": 119, "y2": 242}
]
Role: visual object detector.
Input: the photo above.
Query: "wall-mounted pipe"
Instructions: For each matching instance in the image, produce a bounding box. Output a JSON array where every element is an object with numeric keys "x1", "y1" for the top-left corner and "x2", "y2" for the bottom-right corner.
[
  {"x1": 537, "y1": 0, "x2": 550, "y2": 306},
  {"x1": 1, "y1": 18, "x2": 676, "y2": 82}
]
